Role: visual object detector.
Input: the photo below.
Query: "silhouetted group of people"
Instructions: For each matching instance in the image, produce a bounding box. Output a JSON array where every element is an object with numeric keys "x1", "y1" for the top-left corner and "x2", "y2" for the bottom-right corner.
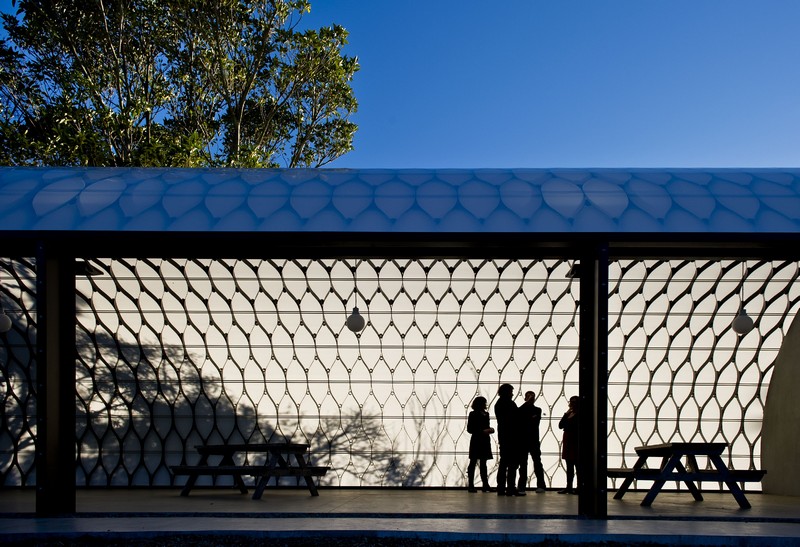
[{"x1": 466, "y1": 384, "x2": 579, "y2": 495}]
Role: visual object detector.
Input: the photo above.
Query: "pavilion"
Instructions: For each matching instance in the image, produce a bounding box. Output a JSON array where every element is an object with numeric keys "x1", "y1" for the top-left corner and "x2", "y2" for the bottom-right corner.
[{"x1": 1, "y1": 166, "x2": 799, "y2": 518}]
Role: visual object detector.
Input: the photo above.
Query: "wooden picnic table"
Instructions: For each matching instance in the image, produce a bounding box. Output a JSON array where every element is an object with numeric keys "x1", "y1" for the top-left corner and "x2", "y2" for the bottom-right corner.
[
  {"x1": 607, "y1": 442, "x2": 765, "y2": 509},
  {"x1": 170, "y1": 442, "x2": 329, "y2": 499}
]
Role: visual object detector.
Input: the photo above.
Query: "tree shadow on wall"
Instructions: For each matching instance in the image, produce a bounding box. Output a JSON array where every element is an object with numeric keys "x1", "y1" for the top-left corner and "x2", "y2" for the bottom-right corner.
[
  {"x1": 74, "y1": 330, "x2": 430, "y2": 488},
  {"x1": 1, "y1": 258, "x2": 435, "y2": 489},
  {"x1": 0, "y1": 301, "x2": 37, "y2": 486},
  {"x1": 289, "y1": 410, "x2": 429, "y2": 488},
  {"x1": 2, "y1": 324, "x2": 434, "y2": 488},
  {"x1": 75, "y1": 329, "x2": 229, "y2": 486}
]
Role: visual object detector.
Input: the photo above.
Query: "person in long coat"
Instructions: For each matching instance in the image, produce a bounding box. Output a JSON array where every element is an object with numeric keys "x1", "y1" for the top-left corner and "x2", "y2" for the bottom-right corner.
[
  {"x1": 558, "y1": 395, "x2": 580, "y2": 494},
  {"x1": 466, "y1": 396, "x2": 494, "y2": 492},
  {"x1": 494, "y1": 383, "x2": 522, "y2": 496}
]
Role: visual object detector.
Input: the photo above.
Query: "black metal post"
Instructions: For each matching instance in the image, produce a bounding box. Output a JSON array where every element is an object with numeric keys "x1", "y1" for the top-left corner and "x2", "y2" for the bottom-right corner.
[
  {"x1": 35, "y1": 242, "x2": 77, "y2": 515},
  {"x1": 577, "y1": 243, "x2": 609, "y2": 518}
]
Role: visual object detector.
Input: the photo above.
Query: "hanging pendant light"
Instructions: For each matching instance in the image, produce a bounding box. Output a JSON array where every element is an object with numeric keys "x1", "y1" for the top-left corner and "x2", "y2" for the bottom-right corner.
[
  {"x1": 731, "y1": 261, "x2": 754, "y2": 335},
  {"x1": 346, "y1": 259, "x2": 366, "y2": 333},
  {"x1": 346, "y1": 306, "x2": 365, "y2": 333}
]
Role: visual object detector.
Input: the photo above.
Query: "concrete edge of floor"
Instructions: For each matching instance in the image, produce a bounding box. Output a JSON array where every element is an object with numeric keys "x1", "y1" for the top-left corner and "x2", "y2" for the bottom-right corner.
[
  {"x1": 2, "y1": 516, "x2": 800, "y2": 546},
  {"x1": 1, "y1": 529, "x2": 799, "y2": 547}
]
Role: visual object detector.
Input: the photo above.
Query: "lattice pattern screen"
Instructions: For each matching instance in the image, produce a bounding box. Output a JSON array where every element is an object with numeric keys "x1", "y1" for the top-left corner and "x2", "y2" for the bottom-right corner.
[
  {"x1": 0, "y1": 258, "x2": 37, "y2": 486},
  {"x1": 71, "y1": 258, "x2": 581, "y2": 487},
  {"x1": 1, "y1": 257, "x2": 798, "y2": 489},
  {"x1": 607, "y1": 260, "x2": 799, "y2": 482}
]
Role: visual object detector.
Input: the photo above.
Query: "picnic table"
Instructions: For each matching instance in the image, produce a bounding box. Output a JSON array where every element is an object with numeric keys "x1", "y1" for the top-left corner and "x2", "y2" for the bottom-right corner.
[
  {"x1": 607, "y1": 442, "x2": 766, "y2": 509},
  {"x1": 170, "y1": 442, "x2": 330, "y2": 499}
]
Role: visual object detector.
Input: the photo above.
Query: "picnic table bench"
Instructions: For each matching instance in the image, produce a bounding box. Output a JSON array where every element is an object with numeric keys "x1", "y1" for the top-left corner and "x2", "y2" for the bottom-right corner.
[
  {"x1": 170, "y1": 442, "x2": 330, "y2": 499},
  {"x1": 608, "y1": 442, "x2": 766, "y2": 509}
]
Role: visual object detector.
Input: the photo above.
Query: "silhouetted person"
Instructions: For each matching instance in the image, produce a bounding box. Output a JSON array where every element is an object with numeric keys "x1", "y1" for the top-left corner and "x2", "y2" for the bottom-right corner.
[
  {"x1": 494, "y1": 383, "x2": 522, "y2": 496},
  {"x1": 466, "y1": 396, "x2": 494, "y2": 492},
  {"x1": 518, "y1": 390, "x2": 546, "y2": 493},
  {"x1": 558, "y1": 395, "x2": 580, "y2": 494}
]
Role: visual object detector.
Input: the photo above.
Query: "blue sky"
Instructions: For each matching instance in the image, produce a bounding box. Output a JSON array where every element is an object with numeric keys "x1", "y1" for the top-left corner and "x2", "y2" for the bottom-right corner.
[
  {"x1": 302, "y1": 0, "x2": 800, "y2": 169},
  {"x1": 3, "y1": 1, "x2": 800, "y2": 169}
]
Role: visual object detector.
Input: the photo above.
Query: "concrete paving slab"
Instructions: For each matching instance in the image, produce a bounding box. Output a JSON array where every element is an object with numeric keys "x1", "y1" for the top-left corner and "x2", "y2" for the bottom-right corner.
[{"x1": 0, "y1": 488, "x2": 798, "y2": 545}]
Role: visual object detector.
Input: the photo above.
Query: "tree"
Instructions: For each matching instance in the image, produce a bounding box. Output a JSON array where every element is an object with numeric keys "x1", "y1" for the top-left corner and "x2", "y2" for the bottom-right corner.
[{"x1": 0, "y1": 0, "x2": 358, "y2": 167}]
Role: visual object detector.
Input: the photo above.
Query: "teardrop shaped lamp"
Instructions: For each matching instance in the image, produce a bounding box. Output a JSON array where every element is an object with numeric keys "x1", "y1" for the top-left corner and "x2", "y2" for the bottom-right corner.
[
  {"x1": 732, "y1": 308, "x2": 754, "y2": 335},
  {"x1": 346, "y1": 307, "x2": 365, "y2": 333},
  {"x1": 731, "y1": 262, "x2": 755, "y2": 336},
  {"x1": 345, "y1": 259, "x2": 366, "y2": 333}
]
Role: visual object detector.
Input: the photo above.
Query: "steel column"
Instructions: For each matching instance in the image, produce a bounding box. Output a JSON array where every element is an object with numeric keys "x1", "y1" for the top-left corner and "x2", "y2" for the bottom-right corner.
[
  {"x1": 35, "y1": 244, "x2": 76, "y2": 515},
  {"x1": 578, "y1": 244, "x2": 609, "y2": 518}
]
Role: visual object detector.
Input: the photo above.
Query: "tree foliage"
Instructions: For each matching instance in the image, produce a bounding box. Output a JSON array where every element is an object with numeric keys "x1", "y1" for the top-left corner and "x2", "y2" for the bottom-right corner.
[{"x1": 0, "y1": 0, "x2": 358, "y2": 167}]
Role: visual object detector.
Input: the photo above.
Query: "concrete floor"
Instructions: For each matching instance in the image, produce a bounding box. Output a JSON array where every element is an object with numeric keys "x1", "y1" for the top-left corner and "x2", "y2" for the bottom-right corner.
[{"x1": 1, "y1": 487, "x2": 799, "y2": 545}]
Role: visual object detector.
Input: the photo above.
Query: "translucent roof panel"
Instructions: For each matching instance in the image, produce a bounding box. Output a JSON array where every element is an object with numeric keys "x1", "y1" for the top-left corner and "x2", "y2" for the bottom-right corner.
[{"x1": 0, "y1": 167, "x2": 799, "y2": 233}]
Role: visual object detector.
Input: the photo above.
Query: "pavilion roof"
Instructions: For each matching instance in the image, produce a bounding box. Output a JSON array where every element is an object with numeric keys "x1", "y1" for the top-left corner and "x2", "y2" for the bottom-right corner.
[{"x1": 1, "y1": 167, "x2": 799, "y2": 235}]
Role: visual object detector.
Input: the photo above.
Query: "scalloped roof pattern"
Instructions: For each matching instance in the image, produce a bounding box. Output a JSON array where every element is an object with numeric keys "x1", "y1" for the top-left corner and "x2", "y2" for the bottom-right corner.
[{"x1": 1, "y1": 167, "x2": 799, "y2": 233}]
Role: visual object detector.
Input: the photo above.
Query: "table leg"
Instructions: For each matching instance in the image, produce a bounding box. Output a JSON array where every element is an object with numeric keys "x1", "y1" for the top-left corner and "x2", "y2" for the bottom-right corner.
[
  {"x1": 709, "y1": 455, "x2": 751, "y2": 509},
  {"x1": 673, "y1": 460, "x2": 703, "y2": 501},
  {"x1": 641, "y1": 454, "x2": 681, "y2": 506},
  {"x1": 180, "y1": 452, "x2": 210, "y2": 496},
  {"x1": 217, "y1": 453, "x2": 249, "y2": 494},
  {"x1": 251, "y1": 453, "x2": 281, "y2": 500},
  {"x1": 294, "y1": 452, "x2": 319, "y2": 496},
  {"x1": 613, "y1": 456, "x2": 648, "y2": 500},
  {"x1": 180, "y1": 473, "x2": 198, "y2": 497}
]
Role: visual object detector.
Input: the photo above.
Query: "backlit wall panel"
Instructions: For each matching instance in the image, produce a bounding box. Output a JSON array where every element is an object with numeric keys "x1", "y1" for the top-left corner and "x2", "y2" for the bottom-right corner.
[{"x1": 1, "y1": 257, "x2": 797, "y2": 490}]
